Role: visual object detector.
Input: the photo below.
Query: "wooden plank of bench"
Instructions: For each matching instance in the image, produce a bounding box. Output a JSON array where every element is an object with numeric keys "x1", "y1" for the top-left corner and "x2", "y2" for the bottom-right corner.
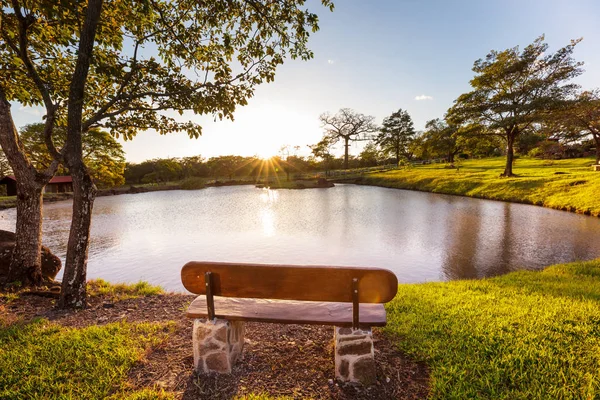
[
  {"x1": 181, "y1": 261, "x2": 398, "y2": 303},
  {"x1": 186, "y1": 296, "x2": 388, "y2": 327}
]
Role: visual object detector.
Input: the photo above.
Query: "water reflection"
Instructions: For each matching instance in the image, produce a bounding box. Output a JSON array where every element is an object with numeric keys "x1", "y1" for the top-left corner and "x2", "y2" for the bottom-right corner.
[{"x1": 0, "y1": 184, "x2": 599, "y2": 292}]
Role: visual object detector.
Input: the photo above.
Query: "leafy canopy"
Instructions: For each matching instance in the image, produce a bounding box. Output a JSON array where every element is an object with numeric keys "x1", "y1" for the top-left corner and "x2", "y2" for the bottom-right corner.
[
  {"x1": 376, "y1": 108, "x2": 416, "y2": 160},
  {"x1": 0, "y1": 0, "x2": 335, "y2": 141},
  {"x1": 448, "y1": 35, "x2": 583, "y2": 138},
  {"x1": 15, "y1": 123, "x2": 125, "y2": 187}
]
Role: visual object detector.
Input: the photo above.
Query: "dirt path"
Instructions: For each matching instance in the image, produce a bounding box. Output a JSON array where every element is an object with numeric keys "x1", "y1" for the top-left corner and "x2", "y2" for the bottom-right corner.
[{"x1": 2, "y1": 294, "x2": 429, "y2": 399}]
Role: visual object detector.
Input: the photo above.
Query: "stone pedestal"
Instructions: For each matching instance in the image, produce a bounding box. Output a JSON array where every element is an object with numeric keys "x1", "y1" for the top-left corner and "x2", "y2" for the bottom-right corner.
[
  {"x1": 593, "y1": 165, "x2": 600, "y2": 172},
  {"x1": 193, "y1": 318, "x2": 245, "y2": 373},
  {"x1": 334, "y1": 326, "x2": 376, "y2": 385}
]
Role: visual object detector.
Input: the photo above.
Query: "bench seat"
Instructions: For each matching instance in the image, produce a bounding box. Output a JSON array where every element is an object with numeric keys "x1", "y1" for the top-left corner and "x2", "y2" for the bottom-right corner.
[{"x1": 186, "y1": 295, "x2": 387, "y2": 327}]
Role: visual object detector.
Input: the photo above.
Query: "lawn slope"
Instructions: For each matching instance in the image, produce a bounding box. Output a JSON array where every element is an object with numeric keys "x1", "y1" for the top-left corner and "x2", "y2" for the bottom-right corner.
[
  {"x1": 357, "y1": 157, "x2": 600, "y2": 216},
  {"x1": 385, "y1": 259, "x2": 600, "y2": 399}
]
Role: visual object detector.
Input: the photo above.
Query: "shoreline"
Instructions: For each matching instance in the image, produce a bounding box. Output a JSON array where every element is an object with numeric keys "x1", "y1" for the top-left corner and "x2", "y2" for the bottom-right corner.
[
  {"x1": 0, "y1": 178, "x2": 336, "y2": 210},
  {"x1": 333, "y1": 157, "x2": 600, "y2": 218},
  {"x1": 1, "y1": 157, "x2": 597, "y2": 219},
  {"x1": 335, "y1": 176, "x2": 600, "y2": 217},
  {"x1": 0, "y1": 180, "x2": 256, "y2": 210}
]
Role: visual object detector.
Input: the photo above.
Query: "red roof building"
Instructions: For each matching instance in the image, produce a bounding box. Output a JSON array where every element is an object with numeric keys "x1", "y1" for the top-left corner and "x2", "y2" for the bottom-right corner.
[{"x1": 0, "y1": 175, "x2": 73, "y2": 196}]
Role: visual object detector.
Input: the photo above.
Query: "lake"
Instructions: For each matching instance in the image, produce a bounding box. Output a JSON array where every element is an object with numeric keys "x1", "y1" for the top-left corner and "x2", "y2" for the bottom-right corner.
[{"x1": 1, "y1": 184, "x2": 599, "y2": 292}]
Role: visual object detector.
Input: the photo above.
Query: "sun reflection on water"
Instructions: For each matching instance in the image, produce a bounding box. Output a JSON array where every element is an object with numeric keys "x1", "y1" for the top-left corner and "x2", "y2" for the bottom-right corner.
[{"x1": 260, "y1": 188, "x2": 279, "y2": 203}]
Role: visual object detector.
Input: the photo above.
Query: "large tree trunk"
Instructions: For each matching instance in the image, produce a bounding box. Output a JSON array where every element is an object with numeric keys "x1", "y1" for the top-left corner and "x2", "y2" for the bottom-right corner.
[
  {"x1": 502, "y1": 130, "x2": 517, "y2": 177},
  {"x1": 57, "y1": 0, "x2": 103, "y2": 308},
  {"x1": 0, "y1": 90, "x2": 54, "y2": 287},
  {"x1": 6, "y1": 181, "x2": 44, "y2": 285},
  {"x1": 343, "y1": 137, "x2": 350, "y2": 169},
  {"x1": 396, "y1": 148, "x2": 400, "y2": 166},
  {"x1": 448, "y1": 151, "x2": 455, "y2": 164},
  {"x1": 58, "y1": 166, "x2": 96, "y2": 308},
  {"x1": 594, "y1": 134, "x2": 600, "y2": 164}
]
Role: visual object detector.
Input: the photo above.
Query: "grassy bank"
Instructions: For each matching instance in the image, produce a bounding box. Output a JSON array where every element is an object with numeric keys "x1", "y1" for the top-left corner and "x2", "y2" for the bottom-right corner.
[
  {"x1": 4, "y1": 261, "x2": 600, "y2": 398},
  {"x1": 355, "y1": 157, "x2": 600, "y2": 216},
  {"x1": 0, "y1": 281, "x2": 328, "y2": 399},
  {"x1": 385, "y1": 259, "x2": 600, "y2": 399}
]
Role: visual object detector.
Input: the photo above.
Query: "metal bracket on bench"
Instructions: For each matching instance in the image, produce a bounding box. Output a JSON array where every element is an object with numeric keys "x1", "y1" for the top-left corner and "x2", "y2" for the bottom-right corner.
[
  {"x1": 205, "y1": 271, "x2": 216, "y2": 320},
  {"x1": 352, "y1": 278, "x2": 359, "y2": 330}
]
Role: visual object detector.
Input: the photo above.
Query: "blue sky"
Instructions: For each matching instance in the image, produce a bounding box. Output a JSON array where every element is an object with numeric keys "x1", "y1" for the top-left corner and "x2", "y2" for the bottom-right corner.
[{"x1": 11, "y1": 0, "x2": 600, "y2": 162}]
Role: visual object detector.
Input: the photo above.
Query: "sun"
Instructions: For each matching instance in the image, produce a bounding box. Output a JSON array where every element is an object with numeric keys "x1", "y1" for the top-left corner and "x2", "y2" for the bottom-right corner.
[{"x1": 256, "y1": 148, "x2": 277, "y2": 160}]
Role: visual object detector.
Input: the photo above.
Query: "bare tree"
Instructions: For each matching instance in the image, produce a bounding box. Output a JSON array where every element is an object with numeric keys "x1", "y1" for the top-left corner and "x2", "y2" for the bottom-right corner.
[{"x1": 319, "y1": 108, "x2": 378, "y2": 169}]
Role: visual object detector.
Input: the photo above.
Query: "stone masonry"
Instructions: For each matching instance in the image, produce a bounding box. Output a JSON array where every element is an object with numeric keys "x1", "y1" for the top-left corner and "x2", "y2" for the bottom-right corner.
[
  {"x1": 193, "y1": 318, "x2": 245, "y2": 373},
  {"x1": 334, "y1": 326, "x2": 376, "y2": 385}
]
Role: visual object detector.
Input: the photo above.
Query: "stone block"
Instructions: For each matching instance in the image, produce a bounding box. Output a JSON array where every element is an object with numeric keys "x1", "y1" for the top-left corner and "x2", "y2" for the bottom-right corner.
[
  {"x1": 334, "y1": 326, "x2": 375, "y2": 385},
  {"x1": 593, "y1": 165, "x2": 600, "y2": 172},
  {"x1": 193, "y1": 318, "x2": 245, "y2": 374}
]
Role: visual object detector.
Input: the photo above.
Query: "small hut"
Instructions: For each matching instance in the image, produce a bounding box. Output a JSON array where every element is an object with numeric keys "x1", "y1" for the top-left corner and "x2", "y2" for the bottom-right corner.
[{"x1": 0, "y1": 175, "x2": 73, "y2": 196}]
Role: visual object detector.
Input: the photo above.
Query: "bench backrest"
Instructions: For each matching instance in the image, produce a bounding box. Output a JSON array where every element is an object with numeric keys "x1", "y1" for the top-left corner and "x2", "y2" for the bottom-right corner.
[{"x1": 181, "y1": 261, "x2": 398, "y2": 303}]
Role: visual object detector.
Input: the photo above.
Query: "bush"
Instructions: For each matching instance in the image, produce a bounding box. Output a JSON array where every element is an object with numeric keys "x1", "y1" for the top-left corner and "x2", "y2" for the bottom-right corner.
[{"x1": 180, "y1": 177, "x2": 206, "y2": 190}]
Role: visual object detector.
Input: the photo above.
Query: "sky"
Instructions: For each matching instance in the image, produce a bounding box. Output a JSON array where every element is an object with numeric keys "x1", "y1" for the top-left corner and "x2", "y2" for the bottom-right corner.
[{"x1": 11, "y1": 0, "x2": 600, "y2": 163}]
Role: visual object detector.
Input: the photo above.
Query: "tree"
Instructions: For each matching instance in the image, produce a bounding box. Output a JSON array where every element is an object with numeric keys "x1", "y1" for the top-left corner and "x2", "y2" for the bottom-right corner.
[
  {"x1": 423, "y1": 118, "x2": 461, "y2": 163},
  {"x1": 0, "y1": 0, "x2": 333, "y2": 306},
  {"x1": 309, "y1": 137, "x2": 335, "y2": 175},
  {"x1": 358, "y1": 142, "x2": 381, "y2": 167},
  {"x1": 13, "y1": 124, "x2": 125, "y2": 188},
  {"x1": 319, "y1": 108, "x2": 377, "y2": 169},
  {"x1": 207, "y1": 156, "x2": 248, "y2": 180},
  {"x1": 181, "y1": 156, "x2": 209, "y2": 179},
  {"x1": 448, "y1": 35, "x2": 583, "y2": 176},
  {"x1": 376, "y1": 109, "x2": 416, "y2": 165},
  {"x1": 553, "y1": 90, "x2": 600, "y2": 163}
]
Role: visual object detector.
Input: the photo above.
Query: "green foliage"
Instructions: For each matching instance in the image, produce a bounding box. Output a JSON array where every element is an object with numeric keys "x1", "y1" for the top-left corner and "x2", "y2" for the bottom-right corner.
[
  {"x1": 422, "y1": 118, "x2": 460, "y2": 162},
  {"x1": 0, "y1": 320, "x2": 171, "y2": 399},
  {"x1": 384, "y1": 259, "x2": 600, "y2": 398},
  {"x1": 449, "y1": 35, "x2": 583, "y2": 176},
  {"x1": 87, "y1": 279, "x2": 163, "y2": 301},
  {"x1": 549, "y1": 89, "x2": 600, "y2": 163},
  {"x1": 360, "y1": 157, "x2": 600, "y2": 216},
  {"x1": 1, "y1": 0, "x2": 334, "y2": 139},
  {"x1": 12, "y1": 124, "x2": 126, "y2": 188},
  {"x1": 180, "y1": 177, "x2": 207, "y2": 190},
  {"x1": 358, "y1": 142, "x2": 381, "y2": 167},
  {"x1": 376, "y1": 108, "x2": 415, "y2": 164}
]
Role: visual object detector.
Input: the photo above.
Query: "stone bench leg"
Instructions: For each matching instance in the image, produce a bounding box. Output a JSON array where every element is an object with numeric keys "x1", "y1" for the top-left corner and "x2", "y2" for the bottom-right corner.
[
  {"x1": 193, "y1": 318, "x2": 245, "y2": 373},
  {"x1": 334, "y1": 326, "x2": 376, "y2": 385}
]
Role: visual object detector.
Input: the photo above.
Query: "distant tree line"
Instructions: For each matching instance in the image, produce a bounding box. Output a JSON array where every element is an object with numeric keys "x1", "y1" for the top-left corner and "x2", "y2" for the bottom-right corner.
[
  {"x1": 124, "y1": 149, "x2": 402, "y2": 184},
  {"x1": 310, "y1": 36, "x2": 599, "y2": 175}
]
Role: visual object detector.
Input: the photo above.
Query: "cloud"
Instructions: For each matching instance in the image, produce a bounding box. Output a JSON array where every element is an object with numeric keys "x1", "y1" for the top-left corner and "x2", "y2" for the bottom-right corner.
[
  {"x1": 327, "y1": 59, "x2": 335, "y2": 65},
  {"x1": 415, "y1": 95, "x2": 433, "y2": 101},
  {"x1": 18, "y1": 106, "x2": 42, "y2": 116}
]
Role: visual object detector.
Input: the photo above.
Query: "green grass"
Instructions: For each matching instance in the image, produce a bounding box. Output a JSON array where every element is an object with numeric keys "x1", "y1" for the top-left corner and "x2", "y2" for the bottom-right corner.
[
  {"x1": 0, "y1": 319, "x2": 173, "y2": 399},
  {"x1": 384, "y1": 259, "x2": 600, "y2": 399},
  {"x1": 87, "y1": 279, "x2": 164, "y2": 300},
  {"x1": 357, "y1": 157, "x2": 600, "y2": 216},
  {"x1": 0, "y1": 292, "x2": 19, "y2": 303}
]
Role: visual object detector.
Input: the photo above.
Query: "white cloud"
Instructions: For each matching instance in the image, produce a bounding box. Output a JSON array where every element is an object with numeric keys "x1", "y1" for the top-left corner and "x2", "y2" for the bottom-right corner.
[
  {"x1": 415, "y1": 95, "x2": 433, "y2": 101},
  {"x1": 18, "y1": 106, "x2": 42, "y2": 116},
  {"x1": 327, "y1": 59, "x2": 335, "y2": 65}
]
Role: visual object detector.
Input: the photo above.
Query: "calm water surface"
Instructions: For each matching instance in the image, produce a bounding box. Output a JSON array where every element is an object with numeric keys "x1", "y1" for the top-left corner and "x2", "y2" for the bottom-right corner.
[{"x1": 1, "y1": 184, "x2": 599, "y2": 292}]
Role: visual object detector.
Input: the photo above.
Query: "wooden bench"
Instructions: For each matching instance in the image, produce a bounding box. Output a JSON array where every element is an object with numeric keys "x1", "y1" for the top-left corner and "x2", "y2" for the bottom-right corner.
[{"x1": 181, "y1": 261, "x2": 398, "y2": 384}]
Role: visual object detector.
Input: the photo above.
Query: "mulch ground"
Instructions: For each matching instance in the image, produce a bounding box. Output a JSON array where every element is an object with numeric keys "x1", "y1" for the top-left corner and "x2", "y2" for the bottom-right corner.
[{"x1": 1, "y1": 293, "x2": 429, "y2": 399}]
